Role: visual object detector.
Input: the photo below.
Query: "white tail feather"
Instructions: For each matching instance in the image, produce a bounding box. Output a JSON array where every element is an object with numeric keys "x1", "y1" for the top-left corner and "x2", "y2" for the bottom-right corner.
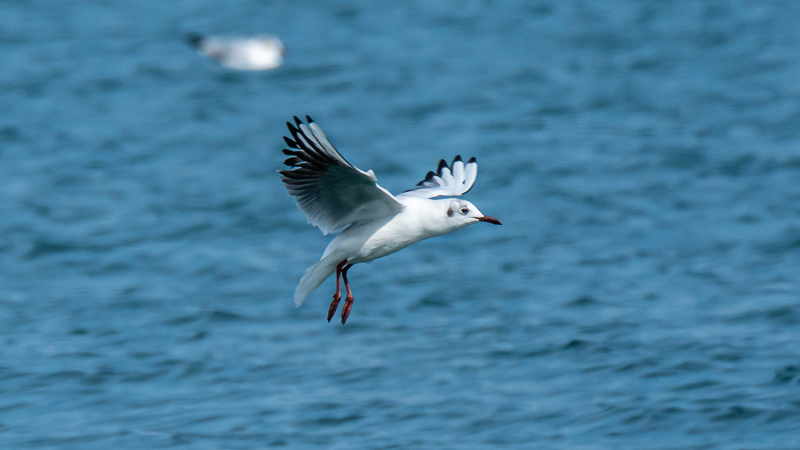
[{"x1": 293, "y1": 257, "x2": 337, "y2": 307}]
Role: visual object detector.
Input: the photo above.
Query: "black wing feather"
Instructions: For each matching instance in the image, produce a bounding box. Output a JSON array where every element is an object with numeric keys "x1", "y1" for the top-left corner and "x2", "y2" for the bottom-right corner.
[
  {"x1": 402, "y1": 155, "x2": 479, "y2": 198},
  {"x1": 278, "y1": 116, "x2": 401, "y2": 234}
]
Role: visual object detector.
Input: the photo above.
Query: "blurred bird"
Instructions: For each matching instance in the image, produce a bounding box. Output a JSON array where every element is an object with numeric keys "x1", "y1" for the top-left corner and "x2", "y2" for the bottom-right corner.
[
  {"x1": 187, "y1": 33, "x2": 285, "y2": 71},
  {"x1": 279, "y1": 116, "x2": 502, "y2": 324}
]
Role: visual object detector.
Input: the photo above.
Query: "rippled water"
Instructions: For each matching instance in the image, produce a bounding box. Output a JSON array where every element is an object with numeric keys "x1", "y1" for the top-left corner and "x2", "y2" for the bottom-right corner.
[{"x1": 2, "y1": 1, "x2": 800, "y2": 448}]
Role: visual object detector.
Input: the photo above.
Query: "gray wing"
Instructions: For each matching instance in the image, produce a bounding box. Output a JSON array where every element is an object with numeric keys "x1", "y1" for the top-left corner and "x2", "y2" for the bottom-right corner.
[
  {"x1": 398, "y1": 155, "x2": 478, "y2": 199},
  {"x1": 279, "y1": 116, "x2": 402, "y2": 235}
]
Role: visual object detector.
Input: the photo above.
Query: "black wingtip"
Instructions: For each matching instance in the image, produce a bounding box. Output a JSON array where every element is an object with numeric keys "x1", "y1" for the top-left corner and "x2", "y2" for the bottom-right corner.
[
  {"x1": 437, "y1": 159, "x2": 448, "y2": 173},
  {"x1": 416, "y1": 170, "x2": 436, "y2": 186},
  {"x1": 306, "y1": 115, "x2": 314, "y2": 123},
  {"x1": 283, "y1": 136, "x2": 298, "y2": 148},
  {"x1": 453, "y1": 154, "x2": 463, "y2": 163},
  {"x1": 293, "y1": 116, "x2": 303, "y2": 126},
  {"x1": 467, "y1": 156, "x2": 477, "y2": 164},
  {"x1": 283, "y1": 156, "x2": 303, "y2": 167}
]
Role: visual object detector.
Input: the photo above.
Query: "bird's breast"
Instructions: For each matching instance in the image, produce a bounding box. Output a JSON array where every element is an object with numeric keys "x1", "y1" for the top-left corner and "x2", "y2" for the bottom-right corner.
[{"x1": 350, "y1": 211, "x2": 442, "y2": 263}]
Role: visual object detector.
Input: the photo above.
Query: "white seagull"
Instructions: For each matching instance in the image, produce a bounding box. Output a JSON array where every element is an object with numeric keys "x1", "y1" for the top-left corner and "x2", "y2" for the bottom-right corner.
[
  {"x1": 187, "y1": 33, "x2": 285, "y2": 71},
  {"x1": 279, "y1": 116, "x2": 502, "y2": 324}
]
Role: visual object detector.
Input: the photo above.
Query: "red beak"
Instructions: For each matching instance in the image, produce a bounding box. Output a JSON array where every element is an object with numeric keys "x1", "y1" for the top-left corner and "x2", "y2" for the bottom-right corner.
[{"x1": 478, "y1": 215, "x2": 502, "y2": 225}]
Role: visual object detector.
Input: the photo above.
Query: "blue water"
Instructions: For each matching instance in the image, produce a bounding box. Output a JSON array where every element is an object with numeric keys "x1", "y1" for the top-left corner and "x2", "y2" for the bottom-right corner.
[{"x1": 2, "y1": 1, "x2": 800, "y2": 448}]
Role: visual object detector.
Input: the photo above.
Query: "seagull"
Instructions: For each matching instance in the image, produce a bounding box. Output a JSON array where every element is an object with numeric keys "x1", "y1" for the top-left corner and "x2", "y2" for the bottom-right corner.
[
  {"x1": 187, "y1": 33, "x2": 285, "y2": 71},
  {"x1": 279, "y1": 116, "x2": 502, "y2": 324}
]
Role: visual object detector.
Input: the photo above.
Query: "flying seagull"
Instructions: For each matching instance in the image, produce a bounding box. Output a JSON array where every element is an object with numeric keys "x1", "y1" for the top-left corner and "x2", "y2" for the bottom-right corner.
[
  {"x1": 279, "y1": 116, "x2": 501, "y2": 324},
  {"x1": 187, "y1": 33, "x2": 285, "y2": 71}
]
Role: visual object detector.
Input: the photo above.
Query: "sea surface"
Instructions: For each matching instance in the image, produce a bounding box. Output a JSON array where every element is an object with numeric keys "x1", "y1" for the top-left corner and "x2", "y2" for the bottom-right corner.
[{"x1": 1, "y1": 1, "x2": 800, "y2": 448}]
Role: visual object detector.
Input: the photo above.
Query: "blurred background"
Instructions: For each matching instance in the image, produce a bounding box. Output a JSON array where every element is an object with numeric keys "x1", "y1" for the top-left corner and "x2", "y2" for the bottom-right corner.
[{"x1": 1, "y1": 0, "x2": 799, "y2": 448}]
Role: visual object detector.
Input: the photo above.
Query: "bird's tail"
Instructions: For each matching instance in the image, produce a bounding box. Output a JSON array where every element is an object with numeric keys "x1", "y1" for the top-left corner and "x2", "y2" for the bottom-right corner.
[{"x1": 294, "y1": 256, "x2": 338, "y2": 307}]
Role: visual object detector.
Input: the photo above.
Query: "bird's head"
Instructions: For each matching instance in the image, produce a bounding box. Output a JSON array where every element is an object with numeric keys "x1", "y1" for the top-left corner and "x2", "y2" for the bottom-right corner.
[{"x1": 444, "y1": 199, "x2": 502, "y2": 229}]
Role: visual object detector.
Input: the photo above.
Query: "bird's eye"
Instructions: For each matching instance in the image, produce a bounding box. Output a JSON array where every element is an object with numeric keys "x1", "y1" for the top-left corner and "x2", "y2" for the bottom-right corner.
[{"x1": 460, "y1": 207, "x2": 469, "y2": 214}]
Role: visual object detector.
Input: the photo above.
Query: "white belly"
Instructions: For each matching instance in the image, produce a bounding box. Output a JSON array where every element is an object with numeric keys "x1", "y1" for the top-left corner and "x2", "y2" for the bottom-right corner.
[{"x1": 320, "y1": 197, "x2": 458, "y2": 265}]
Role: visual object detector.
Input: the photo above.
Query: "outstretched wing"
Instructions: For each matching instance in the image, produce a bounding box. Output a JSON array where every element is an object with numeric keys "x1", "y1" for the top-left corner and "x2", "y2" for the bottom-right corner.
[
  {"x1": 279, "y1": 116, "x2": 402, "y2": 235},
  {"x1": 399, "y1": 155, "x2": 478, "y2": 199}
]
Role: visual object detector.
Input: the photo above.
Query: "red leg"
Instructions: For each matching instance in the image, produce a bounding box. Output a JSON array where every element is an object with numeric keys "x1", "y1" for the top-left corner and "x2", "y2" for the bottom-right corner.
[
  {"x1": 341, "y1": 264, "x2": 355, "y2": 324},
  {"x1": 327, "y1": 260, "x2": 348, "y2": 322}
]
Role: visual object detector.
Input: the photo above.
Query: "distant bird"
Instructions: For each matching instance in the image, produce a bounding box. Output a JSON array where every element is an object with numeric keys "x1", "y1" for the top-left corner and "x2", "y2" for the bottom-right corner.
[
  {"x1": 187, "y1": 33, "x2": 284, "y2": 71},
  {"x1": 279, "y1": 116, "x2": 502, "y2": 324}
]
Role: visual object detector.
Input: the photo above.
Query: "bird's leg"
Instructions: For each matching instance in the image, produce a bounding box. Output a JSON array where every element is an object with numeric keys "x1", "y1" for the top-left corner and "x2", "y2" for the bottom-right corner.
[
  {"x1": 327, "y1": 260, "x2": 348, "y2": 322},
  {"x1": 341, "y1": 264, "x2": 355, "y2": 324}
]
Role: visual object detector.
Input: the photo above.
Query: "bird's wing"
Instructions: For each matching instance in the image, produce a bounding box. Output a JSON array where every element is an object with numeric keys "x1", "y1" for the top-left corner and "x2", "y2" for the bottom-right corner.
[
  {"x1": 398, "y1": 155, "x2": 478, "y2": 199},
  {"x1": 279, "y1": 116, "x2": 403, "y2": 235}
]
